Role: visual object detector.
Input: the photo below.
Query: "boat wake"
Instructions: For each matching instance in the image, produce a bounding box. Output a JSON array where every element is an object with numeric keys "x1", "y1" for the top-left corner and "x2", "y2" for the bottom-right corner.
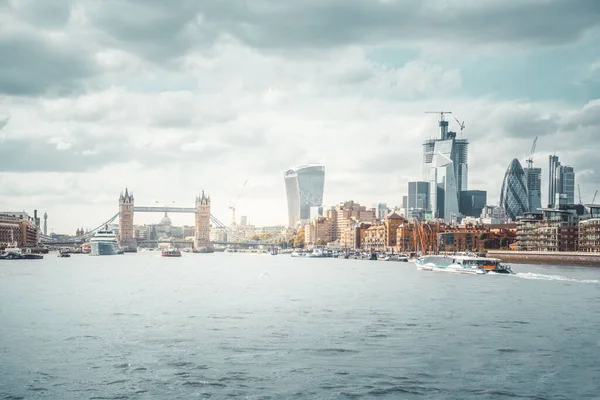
[{"x1": 515, "y1": 272, "x2": 599, "y2": 284}]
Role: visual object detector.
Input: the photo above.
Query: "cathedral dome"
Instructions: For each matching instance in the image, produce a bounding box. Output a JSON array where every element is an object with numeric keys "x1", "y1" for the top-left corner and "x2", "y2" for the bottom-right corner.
[{"x1": 160, "y1": 212, "x2": 172, "y2": 226}]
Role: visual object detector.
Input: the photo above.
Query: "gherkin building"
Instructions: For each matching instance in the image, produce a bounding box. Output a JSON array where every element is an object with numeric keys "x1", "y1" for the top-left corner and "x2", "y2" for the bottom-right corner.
[{"x1": 500, "y1": 159, "x2": 529, "y2": 220}]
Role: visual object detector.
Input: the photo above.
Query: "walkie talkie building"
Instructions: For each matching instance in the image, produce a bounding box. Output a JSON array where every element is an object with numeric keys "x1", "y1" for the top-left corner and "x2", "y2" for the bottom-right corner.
[{"x1": 284, "y1": 165, "x2": 325, "y2": 227}]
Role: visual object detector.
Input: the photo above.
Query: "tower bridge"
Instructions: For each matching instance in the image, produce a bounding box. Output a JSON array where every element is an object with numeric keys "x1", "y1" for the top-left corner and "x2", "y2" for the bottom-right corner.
[
  {"x1": 39, "y1": 188, "x2": 285, "y2": 248},
  {"x1": 118, "y1": 188, "x2": 212, "y2": 252}
]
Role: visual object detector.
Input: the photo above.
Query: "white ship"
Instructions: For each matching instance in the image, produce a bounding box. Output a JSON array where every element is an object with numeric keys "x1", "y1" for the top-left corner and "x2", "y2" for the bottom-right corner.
[
  {"x1": 90, "y1": 228, "x2": 118, "y2": 256},
  {"x1": 415, "y1": 254, "x2": 514, "y2": 275}
]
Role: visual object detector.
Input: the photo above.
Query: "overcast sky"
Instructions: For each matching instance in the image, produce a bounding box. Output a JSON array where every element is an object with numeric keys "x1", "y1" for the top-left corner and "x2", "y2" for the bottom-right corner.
[{"x1": 1, "y1": 0, "x2": 599, "y2": 233}]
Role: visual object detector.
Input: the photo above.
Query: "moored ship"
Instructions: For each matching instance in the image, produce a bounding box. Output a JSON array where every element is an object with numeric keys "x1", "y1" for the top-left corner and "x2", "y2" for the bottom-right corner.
[
  {"x1": 415, "y1": 254, "x2": 514, "y2": 275},
  {"x1": 90, "y1": 229, "x2": 119, "y2": 256}
]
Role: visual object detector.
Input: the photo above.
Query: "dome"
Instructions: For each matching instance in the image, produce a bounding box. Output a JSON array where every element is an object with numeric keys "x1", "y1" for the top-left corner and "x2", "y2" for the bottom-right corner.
[
  {"x1": 160, "y1": 212, "x2": 172, "y2": 226},
  {"x1": 499, "y1": 158, "x2": 529, "y2": 220}
]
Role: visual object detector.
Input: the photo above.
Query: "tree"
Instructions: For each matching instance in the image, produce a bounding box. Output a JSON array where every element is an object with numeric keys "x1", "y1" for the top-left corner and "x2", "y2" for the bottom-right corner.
[
  {"x1": 316, "y1": 238, "x2": 327, "y2": 246},
  {"x1": 479, "y1": 232, "x2": 488, "y2": 240},
  {"x1": 500, "y1": 236, "x2": 510, "y2": 248},
  {"x1": 293, "y1": 229, "x2": 305, "y2": 248}
]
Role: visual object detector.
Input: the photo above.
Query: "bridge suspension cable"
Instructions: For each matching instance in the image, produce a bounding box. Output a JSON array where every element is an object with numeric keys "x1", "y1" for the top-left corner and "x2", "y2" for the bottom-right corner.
[{"x1": 82, "y1": 212, "x2": 120, "y2": 240}]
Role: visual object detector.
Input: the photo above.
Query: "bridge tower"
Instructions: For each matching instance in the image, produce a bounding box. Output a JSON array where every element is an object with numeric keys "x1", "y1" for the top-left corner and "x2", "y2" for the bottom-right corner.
[
  {"x1": 119, "y1": 188, "x2": 136, "y2": 250},
  {"x1": 194, "y1": 191, "x2": 213, "y2": 252}
]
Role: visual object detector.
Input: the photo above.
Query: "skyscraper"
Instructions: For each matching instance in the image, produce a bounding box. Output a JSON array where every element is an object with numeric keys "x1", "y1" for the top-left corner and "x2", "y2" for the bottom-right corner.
[
  {"x1": 524, "y1": 167, "x2": 542, "y2": 213},
  {"x1": 284, "y1": 164, "x2": 325, "y2": 227},
  {"x1": 423, "y1": 115, "x2": 468, "y2": 222},
  {"x1": 500, "y1": 159, "x2": 529, "y2": 221},
  {"x1": 459, "y1": 190, "x2": 487, "y2": 217},
  {"x1": 408, "y1": 181, "x2": 430, "y2": 211},
  {"x1": 427, "y1": 139, "x2": 460, "y2": 222},
  {"x1": 548, "y1": 155, "x2": 575, "y2": 208}
]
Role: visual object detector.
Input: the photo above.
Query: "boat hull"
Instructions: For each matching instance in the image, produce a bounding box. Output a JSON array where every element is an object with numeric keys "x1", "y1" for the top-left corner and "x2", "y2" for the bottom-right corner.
[
  {"x1": 416, "y1": 263, "x2": 486, "y2": 275},
  {"x1": 90, "y1": 242, "x2": 118, "y2": 256}
]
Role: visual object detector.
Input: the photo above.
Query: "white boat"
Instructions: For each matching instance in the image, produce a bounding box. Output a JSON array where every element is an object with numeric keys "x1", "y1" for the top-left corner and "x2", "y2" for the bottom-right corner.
[
  {"x1": 161, "y1": 248, "x2": 182, "y2": 257},
  {"x1": 415, "y1": 254, "x2": 513, "y2": 275},
  {"x1": 90, "y1": 228, "x2": 118, "y2": 256}
]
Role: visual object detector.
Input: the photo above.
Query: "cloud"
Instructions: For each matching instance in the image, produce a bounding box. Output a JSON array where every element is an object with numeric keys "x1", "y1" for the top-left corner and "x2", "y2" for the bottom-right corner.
[
  {"x1": 7, "y1": 0, "x2": 75, "y2": 29},
  {"x1": 0, "y1": 26, "x2": 97, "y2": 96},
  {"x1": 80, "y1": 0, "x2": 600, "y2": 60}
]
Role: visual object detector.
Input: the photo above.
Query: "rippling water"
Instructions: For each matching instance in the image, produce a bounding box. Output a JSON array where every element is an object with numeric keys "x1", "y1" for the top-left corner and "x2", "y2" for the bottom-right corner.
[{"x1": 1, "y1": 252, "x2": 600, "y2": 399}]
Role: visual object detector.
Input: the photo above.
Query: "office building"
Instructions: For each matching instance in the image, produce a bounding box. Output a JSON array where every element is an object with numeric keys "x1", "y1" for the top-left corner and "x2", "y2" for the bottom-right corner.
[
  {"x1": 373, "y1": 203, "x2": 389, "y2": 220},
  {"x1": 500, "y1": 159, "x2": 529, "y2": 221},
  {"x1": 284, "y1": 164, "x2": 325, "y2": 227},
  {"x1": 423, "y1": 114, "x2": 468, "y2": 222},
  {"x1": 0, "y1": 211, "x2": 39, "y2": 248},
  {"x1": 427, "y1": 140, "x2": 460, "y2": 222},
  {"x1": 524, "y1": 167, "x2": 542, "y2": 213},
  {"x1": 548, "y1": 155, "x2": 575, "y2": 208},
  {"x1": 310, "y1": 206, "x2": 324, "y2": 220},
  {"x1": 408, "y1": 181, "x2": 430, "y2": 210},
  {"x1": 459, "y1": 190, "x2": 487, "y2": 217}
]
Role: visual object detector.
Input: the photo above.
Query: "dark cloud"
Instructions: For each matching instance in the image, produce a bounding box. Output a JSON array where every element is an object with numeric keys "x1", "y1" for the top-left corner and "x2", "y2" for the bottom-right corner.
[
  {"x1": 0, "y1": 30, "x2": 97, "y2": 96},
  {"x1": 84, "y1": 0, "x2": 600, "y2": 60},
  {"x1": 8, "y1": 0, "x2": 74, "y2": 29}
]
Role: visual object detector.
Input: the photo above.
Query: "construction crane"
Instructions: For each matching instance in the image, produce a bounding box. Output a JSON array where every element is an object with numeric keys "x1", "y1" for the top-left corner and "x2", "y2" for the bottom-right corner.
[
  {"x1": 526, "y1": 136, "x2": 538, "y2": 169},
  {"x1": 426, "y1": 111, "x2": 452, "y2": 139},
  {"x1": 0, "y1": 115, "x2": 9, "y2": 130},
  {"x1": 578, "y1": 184, "x2": 583, "y2": 204},
  {"x1": 425, "y1": 111, "x2": 452, "y2": 121},
  {"x1": 229, "y1": 178, "x2": 249, "y2": 226},
  {"x1": 592, "y1": 190, "x2": 599, "y2": 205},
  {"x1": 454, "y1": 117, "x2": 465, "y2": 135}
]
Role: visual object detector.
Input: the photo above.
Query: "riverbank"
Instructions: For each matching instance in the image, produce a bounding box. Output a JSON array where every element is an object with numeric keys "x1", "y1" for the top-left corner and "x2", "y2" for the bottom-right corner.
[{"x1": 487, "y1": 250, "x2": 600, "y2": 266}]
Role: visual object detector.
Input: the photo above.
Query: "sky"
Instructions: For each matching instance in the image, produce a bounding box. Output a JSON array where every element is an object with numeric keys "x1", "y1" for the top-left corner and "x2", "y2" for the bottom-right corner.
[{"x1": 1, "y1": 0, "x2": 599, "y2": 233}]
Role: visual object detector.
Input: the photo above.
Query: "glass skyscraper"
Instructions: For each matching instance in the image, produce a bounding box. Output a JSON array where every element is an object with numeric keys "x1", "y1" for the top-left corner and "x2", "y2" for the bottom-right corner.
[
  {"x1": 500, "y1": 159, "x2": 529, "y2": 220},
  {"x1": 423, "y1": 118, "x2": 468, "y2": 222},
  {"x1": 284, "y1": 164, "x2": 325, "y2": 227},
  {"x1": 408, "y1": 181, "x2": 430, "y2": 210},
  {"x1": 548, "y1": 155, "x2": 575, "y2": 208},
  {"x1": 524, "y1": 167, "x2": 542, "y2": 213}
]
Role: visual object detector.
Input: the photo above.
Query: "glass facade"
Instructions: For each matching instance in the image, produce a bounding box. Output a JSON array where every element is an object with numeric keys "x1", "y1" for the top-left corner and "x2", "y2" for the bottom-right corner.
[
  {"x1": 500, "y1": 159, "x2": 529, "y2": 221},
  {"x1": 284, "y1": 165, "x2": 325, "y2": 227},
  {"x1": 408, "y1": 181, "x2": 430, "y2": 211},
  {"x1": 459, "y1": 190, "x2": 487, "y2": 217},
  {"x1": 422, "y1": 122, "x2": 468, "y2": 220},
  {"x1": 548, "y1": 155, "x2": 575, "y2": 207},
  {"x1": 524, "y1": 167, "x2": 542, "y2": 213}
]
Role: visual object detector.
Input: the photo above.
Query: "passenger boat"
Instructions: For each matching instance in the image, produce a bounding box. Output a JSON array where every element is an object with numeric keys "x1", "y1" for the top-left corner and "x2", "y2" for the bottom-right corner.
[
  {"x1": 415, "y1": 254, "x2": 514, "y2": 275},
  {"x1": 161, "y1": 248, "x2": 182, "y2": 257},
  {"x1": 90, "y1": 228, "x2": 118, "y2": 256},
  {"x1": 0, "y1": 245, "x2": 44, "y2": 260}
]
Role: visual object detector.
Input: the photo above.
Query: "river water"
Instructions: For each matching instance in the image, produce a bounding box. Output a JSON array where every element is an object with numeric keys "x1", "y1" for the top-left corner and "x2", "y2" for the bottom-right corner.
[{"x1": 1, "y1": 252, "x2": 599, "y2": 399}]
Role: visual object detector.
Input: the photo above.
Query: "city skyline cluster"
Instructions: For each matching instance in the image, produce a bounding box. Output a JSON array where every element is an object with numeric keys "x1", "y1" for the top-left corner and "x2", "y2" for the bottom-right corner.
[{"x1": 1, "y1": 1, "x2": 599, "y2": 233}]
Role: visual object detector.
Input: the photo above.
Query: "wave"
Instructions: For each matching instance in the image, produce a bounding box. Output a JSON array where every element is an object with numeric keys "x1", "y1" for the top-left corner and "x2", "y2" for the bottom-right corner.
[{"x1": 515, "y1": 272, "x2": 599, "y2": 284}]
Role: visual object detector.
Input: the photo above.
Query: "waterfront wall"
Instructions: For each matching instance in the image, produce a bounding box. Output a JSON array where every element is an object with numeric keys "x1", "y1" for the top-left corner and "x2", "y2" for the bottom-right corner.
[{"x1": 487, "y1": 250, "x2": 600, "y2": 266}]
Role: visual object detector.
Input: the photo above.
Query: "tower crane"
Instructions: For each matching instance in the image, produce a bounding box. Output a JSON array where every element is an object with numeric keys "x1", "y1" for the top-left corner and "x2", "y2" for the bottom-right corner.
[
  {"x1": 578, "y1": 184, "x2": 583, "y2": 204},
  {"x1": 526, "y1": 136, "x2": 538, "y2": 169},
  {"x1": 425, "y1": 111, "x2": 452, "y2": 121},
  {"x1": 229, "y1": 178, "x2": 249, "y2": 226},
  {"x1": 454, "y1": 117, "x2": 465, "y2": 135},
  {"x1": 592, "y1": 190, "x2": 598, "y2": 205},
  {"x1": 0, "y1": 115, "x2": 9, "y2": 130}
]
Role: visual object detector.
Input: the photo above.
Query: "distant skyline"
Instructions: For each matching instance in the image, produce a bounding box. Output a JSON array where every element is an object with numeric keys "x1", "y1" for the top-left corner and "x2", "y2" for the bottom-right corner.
[{"x1": 1, "y1": 0, "x2": 599, "y2": 233}]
